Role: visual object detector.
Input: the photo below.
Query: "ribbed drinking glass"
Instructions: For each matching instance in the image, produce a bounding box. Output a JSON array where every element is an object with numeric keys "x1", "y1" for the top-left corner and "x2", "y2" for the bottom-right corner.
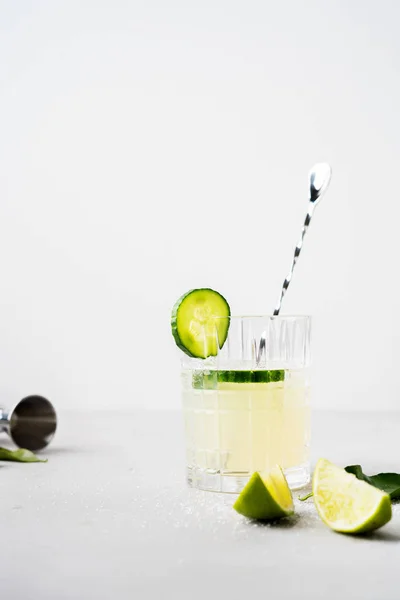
[{"x1": 181, "y1": 315, "x2": 311, "y2": 493}]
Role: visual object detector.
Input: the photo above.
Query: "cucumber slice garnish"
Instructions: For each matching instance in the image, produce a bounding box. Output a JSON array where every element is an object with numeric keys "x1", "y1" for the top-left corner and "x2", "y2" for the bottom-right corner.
[
  {"x1": 192, "y1": 369, "x2": 285, "y2": 389},
  {"x1": 171, "y1": 288, "x2": 230, "y2": 358}
]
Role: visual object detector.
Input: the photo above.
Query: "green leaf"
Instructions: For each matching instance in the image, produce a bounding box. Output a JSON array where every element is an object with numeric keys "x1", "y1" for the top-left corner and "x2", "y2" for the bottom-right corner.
[
  {"x1": 344, "y1": 465, "x2": 375, "y2": 486},
  {"x1": 368, "y1": 473, "x2": 400, "y2": 499},
  {"x1": 345, "y1": 465, "x2": 400, "y2": 499},
  {"x1": 0, "y1": 447, "x2": 47, "y2": 463}
]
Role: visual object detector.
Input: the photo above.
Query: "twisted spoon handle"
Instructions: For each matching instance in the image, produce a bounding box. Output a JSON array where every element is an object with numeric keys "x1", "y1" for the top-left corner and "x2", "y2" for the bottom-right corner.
[{"x1": 273, "y1": 204, "x2": 315, "y2": 316}]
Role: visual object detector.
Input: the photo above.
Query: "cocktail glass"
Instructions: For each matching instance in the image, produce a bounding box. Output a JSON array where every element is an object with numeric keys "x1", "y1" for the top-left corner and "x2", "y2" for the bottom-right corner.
[{"x1": 181, "y1": 315, "x2": 311, "y2": 493}]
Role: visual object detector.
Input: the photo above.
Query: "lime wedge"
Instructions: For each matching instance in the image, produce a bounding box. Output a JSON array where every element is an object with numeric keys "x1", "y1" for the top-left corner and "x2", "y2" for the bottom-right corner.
[
  {"x1": 233, "y1": 467, "x2": 294, "y2": 520},
  {"x1": 313, "y1": 458, "x2": 392, "y2": 534}
]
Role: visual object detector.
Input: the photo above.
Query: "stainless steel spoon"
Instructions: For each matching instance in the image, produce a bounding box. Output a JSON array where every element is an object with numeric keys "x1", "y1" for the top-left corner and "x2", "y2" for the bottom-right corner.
[{"x1": 256, "y1": 162, "x2": 332, "y2": 364}]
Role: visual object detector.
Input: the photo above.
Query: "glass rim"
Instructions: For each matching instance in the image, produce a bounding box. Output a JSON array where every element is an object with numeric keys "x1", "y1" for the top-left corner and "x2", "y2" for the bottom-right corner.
[{"x1": 214, "y1": 314, "x2": 311, "y2": 320}]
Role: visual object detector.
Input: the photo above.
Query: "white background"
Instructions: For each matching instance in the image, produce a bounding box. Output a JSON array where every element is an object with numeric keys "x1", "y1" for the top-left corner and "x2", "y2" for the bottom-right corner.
[{"x1": 0, "y1": 0, "x2": 399, "y2": 411}]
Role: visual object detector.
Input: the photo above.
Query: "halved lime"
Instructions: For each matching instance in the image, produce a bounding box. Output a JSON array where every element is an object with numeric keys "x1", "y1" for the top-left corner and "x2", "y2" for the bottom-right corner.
[
  {"x1": 233, "y1": 467, "x2": 294, "y2": 520},
  {"x1": 313, "y1": 458, "x2": 392, "y2": 534}
]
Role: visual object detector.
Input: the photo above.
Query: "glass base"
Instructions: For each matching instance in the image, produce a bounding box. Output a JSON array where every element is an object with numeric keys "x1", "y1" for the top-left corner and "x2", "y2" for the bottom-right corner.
[{"x1": 187, "y1": 463, "x2": 310, "y2": 494}]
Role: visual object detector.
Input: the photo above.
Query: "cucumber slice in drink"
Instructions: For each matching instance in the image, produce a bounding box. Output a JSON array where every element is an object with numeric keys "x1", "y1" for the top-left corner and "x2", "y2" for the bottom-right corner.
[
  {"x1": 192, "y1": 369, "x2": 285, "y2": 389},
  {"x1": 171, "y1": 288, "x2": 230, "y2": 358}
]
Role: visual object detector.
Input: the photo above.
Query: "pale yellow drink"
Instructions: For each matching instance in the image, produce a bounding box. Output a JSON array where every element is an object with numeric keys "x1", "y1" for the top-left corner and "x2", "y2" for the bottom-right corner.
[{"x1": 182, "y1": 368, "x2": 310, "y2": 492}]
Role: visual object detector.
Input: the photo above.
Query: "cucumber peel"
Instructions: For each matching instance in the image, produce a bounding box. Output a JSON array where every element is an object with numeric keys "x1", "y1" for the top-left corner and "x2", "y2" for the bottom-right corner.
[
  {"x1": 192, "y1": 369, "x2": 285, "y2": 389},
  {"x1": 171, "y1": 288, "x2": 230, "y2": 358}
]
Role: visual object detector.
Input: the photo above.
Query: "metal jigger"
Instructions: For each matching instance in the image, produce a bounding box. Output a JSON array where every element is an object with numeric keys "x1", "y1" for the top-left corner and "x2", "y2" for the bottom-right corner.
[{"x1": 0, "y1": 395, "x2": 57, "y2": 451}]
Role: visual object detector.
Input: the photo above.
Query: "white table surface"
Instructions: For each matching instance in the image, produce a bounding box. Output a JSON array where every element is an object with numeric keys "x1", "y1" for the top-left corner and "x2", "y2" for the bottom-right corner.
[{"x1": 0, "y1": 409, "x2": 399, "y2": 600}]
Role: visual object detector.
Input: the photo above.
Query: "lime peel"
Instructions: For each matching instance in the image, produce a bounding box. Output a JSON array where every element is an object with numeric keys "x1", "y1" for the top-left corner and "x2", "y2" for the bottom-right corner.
[
  {"x1": 233, "y1": 466, "x2": 294, "y2": 521},
  {"x1": 313, "y1": 458, "x2": 392, "y2": 534}
]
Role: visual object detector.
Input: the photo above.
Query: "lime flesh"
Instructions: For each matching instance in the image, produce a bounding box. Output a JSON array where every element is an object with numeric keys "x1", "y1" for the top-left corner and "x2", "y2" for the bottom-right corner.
[
  {"x1": 313, "y1": 458, "x2": 392, "y2": 534},
  {"x1": 233, "y1": 467, "x2": 294, "y2": 521}
]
